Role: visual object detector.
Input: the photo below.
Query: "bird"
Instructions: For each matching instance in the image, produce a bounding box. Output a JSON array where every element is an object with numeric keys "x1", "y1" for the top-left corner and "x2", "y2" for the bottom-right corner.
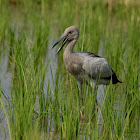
[{"x1": 51, "y1": 25, "x2": 122, "y2": 104}]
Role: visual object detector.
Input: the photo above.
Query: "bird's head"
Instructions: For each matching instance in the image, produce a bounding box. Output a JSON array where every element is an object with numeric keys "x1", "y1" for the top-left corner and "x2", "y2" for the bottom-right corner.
[{"x1": 51, "y1": 25, "x2": 79, "y2": 54}]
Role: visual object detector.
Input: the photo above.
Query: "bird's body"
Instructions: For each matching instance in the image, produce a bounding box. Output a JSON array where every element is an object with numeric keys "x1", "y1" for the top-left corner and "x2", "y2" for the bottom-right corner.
[
  {"x1": 64, "y1": 51, "x2": 120, "y2": 87},
  {"x1": 52, "y1": 25, "x2": 122, "y2": 103}
]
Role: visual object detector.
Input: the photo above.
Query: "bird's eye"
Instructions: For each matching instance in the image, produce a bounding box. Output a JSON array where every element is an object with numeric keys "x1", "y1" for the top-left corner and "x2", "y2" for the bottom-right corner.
[{"x1": 69, "y1": 31, "x2": 72, "y2": 34}]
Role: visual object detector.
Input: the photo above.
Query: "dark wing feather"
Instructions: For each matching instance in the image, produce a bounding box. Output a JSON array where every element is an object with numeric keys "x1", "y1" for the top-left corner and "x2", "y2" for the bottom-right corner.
[
  {"x1": 103, "y1": 72, "x2": 122, "y2": 84},
  {"x1": 82, "y1": 53, "x2": 122, "y2": 84}
]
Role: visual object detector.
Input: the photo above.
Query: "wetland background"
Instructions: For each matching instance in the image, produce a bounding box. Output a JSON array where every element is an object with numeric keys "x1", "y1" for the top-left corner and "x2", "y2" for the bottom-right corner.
[{"x1": 0, "y1": 0, "x2": 140, "y2": 139}]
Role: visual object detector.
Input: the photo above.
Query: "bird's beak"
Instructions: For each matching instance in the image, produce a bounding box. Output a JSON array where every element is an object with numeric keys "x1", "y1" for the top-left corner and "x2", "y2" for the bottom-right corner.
[{"x1": 51, "y1": 34, "x2": 68, "y2": 55}]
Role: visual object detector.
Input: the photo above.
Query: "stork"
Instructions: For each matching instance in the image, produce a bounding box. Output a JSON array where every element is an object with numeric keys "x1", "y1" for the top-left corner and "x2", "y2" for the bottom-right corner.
[{"x1": 51, "y1": 25, "x2": 122, "y2": 104}]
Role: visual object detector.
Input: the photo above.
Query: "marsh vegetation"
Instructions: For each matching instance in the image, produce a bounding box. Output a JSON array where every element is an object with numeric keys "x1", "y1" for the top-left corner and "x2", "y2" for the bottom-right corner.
[{"x1": 0, "y1": 0, "x2": 139, "y2": 139}]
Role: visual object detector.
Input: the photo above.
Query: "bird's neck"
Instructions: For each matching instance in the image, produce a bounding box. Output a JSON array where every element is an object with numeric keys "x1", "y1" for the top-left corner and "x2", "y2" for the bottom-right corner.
[{"x1": 63, "y1": 39, "x2": 77, "y2": 58}]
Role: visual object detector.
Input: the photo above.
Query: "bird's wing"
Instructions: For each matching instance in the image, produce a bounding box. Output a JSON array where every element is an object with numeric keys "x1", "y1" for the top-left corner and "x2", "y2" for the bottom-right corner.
[{"x1": 82, "y1": 54, "x2": 114, "y2": 80}]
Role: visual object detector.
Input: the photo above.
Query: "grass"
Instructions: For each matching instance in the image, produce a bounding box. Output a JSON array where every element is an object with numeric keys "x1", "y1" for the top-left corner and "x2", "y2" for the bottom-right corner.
[{"x1": 0, "y1": 0, "x2": 140, "y2": 139}]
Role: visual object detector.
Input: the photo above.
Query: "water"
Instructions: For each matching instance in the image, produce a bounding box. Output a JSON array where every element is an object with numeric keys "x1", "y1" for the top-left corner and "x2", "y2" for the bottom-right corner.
[
  {"x1": 0, "y1": 4, "x2": 139, "y2": 139},
  {"x1": 0, "y1": 49, "x2": 11, "y2": 140},
  {"x1": 44, "y1": 35, "x2": 58, "y2": 93},
  {"x1": 0, "y1": 49, "x2": 12, "y2": 95}
]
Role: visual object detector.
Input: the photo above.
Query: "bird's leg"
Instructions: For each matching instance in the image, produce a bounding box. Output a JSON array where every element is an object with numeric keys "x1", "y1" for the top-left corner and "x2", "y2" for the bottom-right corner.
[
  {"x1": 90, "y1": 80, "x2": 98, "y2": 113},
  {"x1": 80, "y1": 87, "x2": 84, "y2": 118},
  {"x1": 77, "y1": 82, "x2": 84, "y2": 117},
  {"x1": 77, "y1": 81, "x2": 83, "y2": 105},
  {"x1": 90, "y1": 80, "x2": 97, "y2": 93},
  {"x1": 92, "y1": 83, "x2": 98, "y2": 106},
  {"x1": 80, "y1": 87, "x2": 83, "y2": 105}
]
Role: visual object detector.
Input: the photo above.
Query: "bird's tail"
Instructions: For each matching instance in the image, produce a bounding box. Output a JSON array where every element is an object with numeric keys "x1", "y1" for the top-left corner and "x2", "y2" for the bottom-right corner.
[
  {"x1": 117, "y1": 79, "x2": 122, "y2": 83},
  {"x1": 112, "y1": 73, "x2": 122, "y2": 84}
]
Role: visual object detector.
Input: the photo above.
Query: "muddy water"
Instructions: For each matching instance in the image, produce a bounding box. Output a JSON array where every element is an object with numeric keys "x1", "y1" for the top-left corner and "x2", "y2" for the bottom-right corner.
[{"x1": 0, "y1": 49, "x2": 11, "y2": 139}]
